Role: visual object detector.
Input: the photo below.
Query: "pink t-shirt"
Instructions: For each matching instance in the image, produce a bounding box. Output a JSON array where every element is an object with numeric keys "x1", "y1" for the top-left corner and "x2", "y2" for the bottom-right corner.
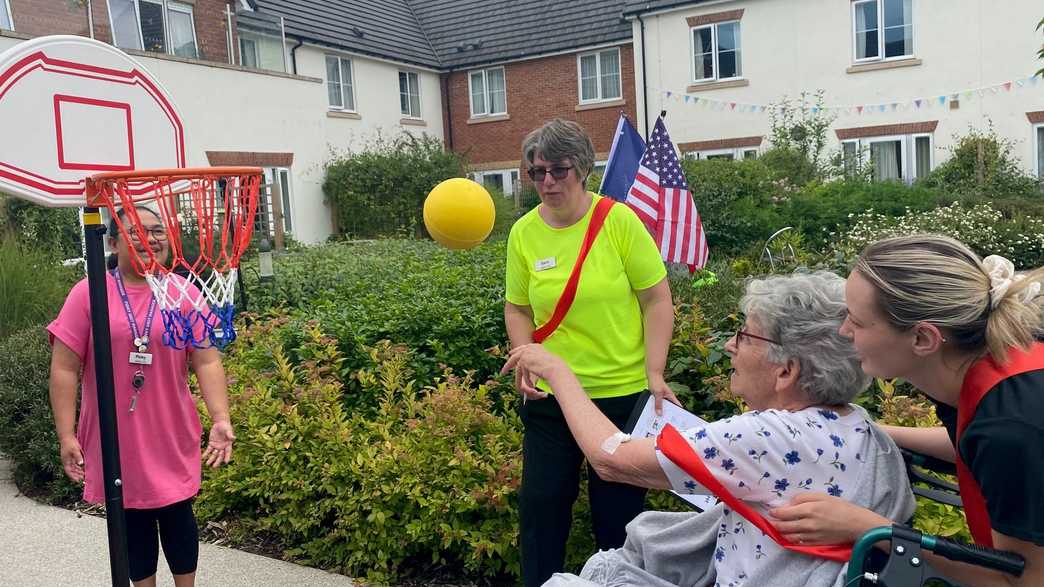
[{"x1": 48, "y1": 272, "x2": 204, "y2": 509}]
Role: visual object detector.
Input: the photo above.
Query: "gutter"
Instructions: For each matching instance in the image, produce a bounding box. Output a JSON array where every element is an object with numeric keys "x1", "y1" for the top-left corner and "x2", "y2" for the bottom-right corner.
[
  {"x1": 289, "y1": 37, "x2": 303, "y2": 75},
  {"x1": 637, "y1": 12, "x2": 650, "y2": 141}
]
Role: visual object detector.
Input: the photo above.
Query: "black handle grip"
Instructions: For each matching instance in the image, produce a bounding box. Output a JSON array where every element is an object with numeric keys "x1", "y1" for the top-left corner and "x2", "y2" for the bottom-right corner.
[{"x1": 931, "y1": 536, "x2": 1025, "y2": 577}]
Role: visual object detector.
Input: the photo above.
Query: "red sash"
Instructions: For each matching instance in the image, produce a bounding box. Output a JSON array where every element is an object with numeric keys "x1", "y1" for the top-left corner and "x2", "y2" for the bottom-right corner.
[
  {"x1": 532, "y1": 197, "x2": 615, "y2": 343},
  {"x1": 658, "y1": 424, "x2": 854, "y2": 562},
  {"x1": 957, "y1": 342, "x2": 1044, "y2": 547}
]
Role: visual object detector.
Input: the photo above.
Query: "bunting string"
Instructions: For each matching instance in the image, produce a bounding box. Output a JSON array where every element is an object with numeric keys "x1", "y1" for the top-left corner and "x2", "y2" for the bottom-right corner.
[{"x1": 656, "y1": 73, "x2": 1042, "y2": 117}]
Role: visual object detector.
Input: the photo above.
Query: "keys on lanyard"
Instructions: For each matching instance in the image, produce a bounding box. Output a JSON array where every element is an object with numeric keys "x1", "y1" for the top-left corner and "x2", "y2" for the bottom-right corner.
[{"x1": 113, "y1": 270, "x2": 157, "y2": 414}]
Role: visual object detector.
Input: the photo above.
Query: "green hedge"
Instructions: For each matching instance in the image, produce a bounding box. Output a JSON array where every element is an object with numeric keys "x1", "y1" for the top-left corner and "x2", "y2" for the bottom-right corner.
[
  {"x1": 323, "y1": 134, "x2": 466, "y2": 239},
  {"x1": 0, "y1": 325, "x2": 80, "y2": 504}
]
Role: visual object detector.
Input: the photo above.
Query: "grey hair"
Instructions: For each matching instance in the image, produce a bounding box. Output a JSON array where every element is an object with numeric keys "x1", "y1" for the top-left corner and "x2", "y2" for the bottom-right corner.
[
  {"x1": 740, "y1": 271, "x2": 871, "y2": 406},
  {"x1": 521, "y1": 119, "x2": 595, "y2": 182}
]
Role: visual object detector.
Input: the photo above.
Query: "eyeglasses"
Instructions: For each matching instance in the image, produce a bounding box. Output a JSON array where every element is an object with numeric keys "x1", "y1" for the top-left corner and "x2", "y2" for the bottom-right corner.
[
  {"x1": 128, "y1": 227, "x2": 168, "y2": 241},
  {"x1": 735, "y1": 329, "x2": 782, "y2": 347},
  {"x1": 527, "y1": 165, "x2": 573, "y2": 182}
]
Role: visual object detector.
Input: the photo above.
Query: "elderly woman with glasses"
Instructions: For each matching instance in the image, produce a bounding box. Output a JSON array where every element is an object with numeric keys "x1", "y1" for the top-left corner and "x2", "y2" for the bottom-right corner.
[
  {"x1": 505, "y1": 118, "x2": 676, "y2": 586},
  {"x1": 504, "y1": 272, "x2": 915, "y2": 587}
]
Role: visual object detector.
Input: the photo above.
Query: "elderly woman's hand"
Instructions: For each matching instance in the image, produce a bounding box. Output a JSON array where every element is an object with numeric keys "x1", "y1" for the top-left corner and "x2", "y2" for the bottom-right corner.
[
  {"x1": 502, "y1": 344, "x2": 573, "y2": 400},
  {"x1": 770, "y1": 492, "x2": 891, "y2": 545}
]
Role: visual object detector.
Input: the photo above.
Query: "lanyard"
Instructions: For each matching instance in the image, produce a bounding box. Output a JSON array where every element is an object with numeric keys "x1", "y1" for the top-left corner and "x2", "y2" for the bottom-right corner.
[{"x1": 111, "y1": 269, "x2": 157, "y2": 352}]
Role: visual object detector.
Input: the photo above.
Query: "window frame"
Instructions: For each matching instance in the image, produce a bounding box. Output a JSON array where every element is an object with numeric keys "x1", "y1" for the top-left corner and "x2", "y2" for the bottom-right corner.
[
  {"x1": 1, "y1": 0, "x2": 14, "y2": 30},
  {"x1": 577, "y1": 47, "x2": 623, "y2": 104},
  {"x1": 399, "y1": 70, "x2": 421, "y2": 118},
  {"x1": 1034, "y1": 123, "x2": 1044, "y2": 179},
  {"x1": 164, "y1": 0, "x2": 199, "y2": 59},
  {"x1": 468, "y1": 66, "x2": 507, "y2": 117},
  {"x1": 689, "y1": 20, "x2": 742, "y2": 84},
  {"x1": 911, "y1": 132, "x2": 933, "y2": 181},
  {"x1": 852, "y1": 0, "x2": 914, "y2": 64},
  {"x1": 239, "y1": 36, "x2": 260, "y2": 68},
  {"x1": 106, "y1": 0, "x2": 199, "y2": 58},
  {"x1": 325, "y1": 55, "x2": 357, "y2": 112},
  {"x1": 684, "y1": 146, "x2": 756, "y2": 160},
  {"x1": 844, "y1": 133, "x2": 931, "y2": 183}
]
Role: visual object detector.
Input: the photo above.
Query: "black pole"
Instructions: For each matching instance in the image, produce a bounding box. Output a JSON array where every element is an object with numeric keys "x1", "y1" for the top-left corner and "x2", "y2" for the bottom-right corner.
[{"x1": 83, "y1": 207, "x2": 130, "y2": 586}]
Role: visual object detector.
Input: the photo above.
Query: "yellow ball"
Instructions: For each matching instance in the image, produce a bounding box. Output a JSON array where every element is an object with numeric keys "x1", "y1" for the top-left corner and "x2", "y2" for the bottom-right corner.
[{"x1": 423, "y1": 178, "x2": 496, "y2": 250}]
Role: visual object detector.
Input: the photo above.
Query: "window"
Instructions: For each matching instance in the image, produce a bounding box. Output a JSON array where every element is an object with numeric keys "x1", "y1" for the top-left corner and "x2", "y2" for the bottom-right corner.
[
  {"x1": 325, "y1": 55, "x2": 356, "y2": 111},
  {"x1": 842, "y1": 133, "x2": 931, "y2": 182},
  {"x1": 685, "y1": 147, "x2": 756, "y2": 160},
  {"x1": 108, "y1": 0, "x2": 198, "y2": 58},
  {"x1": 266, "y1": 167, "x2": 293, "y2": 234},
  {"x1": 239, "y1": 32, "x2": 286, "y2": 72},
  {"x1": 691, "y1": 21, "x2": 742, "y2": 82},
  {"x1": 399, "y1": 71, "x2": 421, "y2": 118},
  {"x1": 473, "y1": 169, "x2": 519, "y2": 196},
  {"x1": 1035, "y1": 124, "x2": 1044, "y2": 178},
  {"x1": 469, "y1": 67, "x2": 507, "y2": 117},
  {"x1": 578, "y1": 48, "x2": 622, "y2": 103},
  {"x1": 853, "y1": 0, "x2": 912, "y2": 62},
  {"x1": 1, "y1": 0, "x2": 13, "y2": 30}
]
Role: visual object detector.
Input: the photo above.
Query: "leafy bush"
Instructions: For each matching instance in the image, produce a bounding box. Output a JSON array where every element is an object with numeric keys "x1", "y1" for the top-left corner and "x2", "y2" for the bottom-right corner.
[
  {"x1": 782, "y1": 180, "x2": 955, "y2": 249},
  {"x1": 0, "y1": 197, "x2": 81, "y2": 259},
  {"x1": 196, "y1": 325, "x2": 525, "y2": 583},
  {"x1": 0, "y1": 237, "x2": 79, "y2": 339},
  {"x1": 838, "y1": 202, "x2": 1044, "y2": 268},
  {"x1": 0, "y1": 325, "x2": 80, "y2": 504},
  {"x1": 241, "y1": 240, "x2": 508, "y2": 396},
  {"x1": 921, "y1": 126, "x2": 1043, "y2": 200},
  {"x1": 764, "y1": 91, "x2": 838, "y2": 185},
  {"x1": 872, "y1": 379, "x2": 972, "y2": 542},
  {"x1": 323, "y1": 134, "x2": 466, "y2": 239},
  {"x1": 682, "y1": 158, "x2": 783, "y2": 254}
]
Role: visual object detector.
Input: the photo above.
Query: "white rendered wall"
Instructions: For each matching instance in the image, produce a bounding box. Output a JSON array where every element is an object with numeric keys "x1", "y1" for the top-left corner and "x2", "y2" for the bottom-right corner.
[
  {"x1": 632, "y1": 0, "x2": 1044, "y2": 174},
  {"x1": 0, "y1": 35, "x2": 445, "y2": 244}
]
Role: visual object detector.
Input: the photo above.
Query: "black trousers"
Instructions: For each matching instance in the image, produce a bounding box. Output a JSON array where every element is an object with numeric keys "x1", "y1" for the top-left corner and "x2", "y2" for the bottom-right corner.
[
  {"x1": 518, "y1": 392, "x2": 647, "y2": 587},
  {"x1": 124, "y1": 497, "x2": 200, "y2": 582}
]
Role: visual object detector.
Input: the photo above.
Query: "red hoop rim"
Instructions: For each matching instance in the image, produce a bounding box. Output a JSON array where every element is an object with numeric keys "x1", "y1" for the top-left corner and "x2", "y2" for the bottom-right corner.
[{"x1": 85, "y1": 166, "x2": 263, "y2": 206}]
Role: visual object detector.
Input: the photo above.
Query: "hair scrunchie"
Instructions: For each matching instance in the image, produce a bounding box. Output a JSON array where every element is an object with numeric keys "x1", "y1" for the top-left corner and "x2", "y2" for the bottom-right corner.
[{"x1": 982, "y1": 255, "x2": 1041, "y2": 309}]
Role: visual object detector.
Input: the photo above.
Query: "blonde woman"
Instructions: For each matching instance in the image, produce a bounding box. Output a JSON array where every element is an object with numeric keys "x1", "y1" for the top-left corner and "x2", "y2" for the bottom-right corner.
[{"x1": 770, "y1": 235, "x2": 1044, "y2": 586}]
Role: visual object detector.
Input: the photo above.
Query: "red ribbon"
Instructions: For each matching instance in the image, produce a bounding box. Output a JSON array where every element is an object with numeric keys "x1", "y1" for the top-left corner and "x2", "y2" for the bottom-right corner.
[{"x1": 658, "y1": 424, "x2": 854, "y2": 562}]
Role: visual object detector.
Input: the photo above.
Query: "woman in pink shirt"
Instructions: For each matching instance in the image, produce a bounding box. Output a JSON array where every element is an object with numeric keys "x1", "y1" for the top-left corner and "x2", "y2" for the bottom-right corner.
[{"x1": 48, "y1": 206, "x2": 235, "y2": 587}]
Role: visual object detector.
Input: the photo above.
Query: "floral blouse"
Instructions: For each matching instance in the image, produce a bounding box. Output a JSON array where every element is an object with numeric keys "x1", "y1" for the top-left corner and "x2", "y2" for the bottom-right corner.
[{"x1": 655, "y1": 405, "x2": 877, "y2": 587}]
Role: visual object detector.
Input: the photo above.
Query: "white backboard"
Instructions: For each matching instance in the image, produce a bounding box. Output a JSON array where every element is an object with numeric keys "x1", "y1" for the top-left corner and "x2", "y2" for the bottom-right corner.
[{"x1": 0, "y1": 35, "x2": 186, "y2": 207}]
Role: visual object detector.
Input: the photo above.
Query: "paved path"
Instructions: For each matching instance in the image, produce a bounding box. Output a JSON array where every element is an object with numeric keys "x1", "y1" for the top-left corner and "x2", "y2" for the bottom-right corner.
[{"x1": 0, "y1": 458, "x2": 357, "y2": 586}]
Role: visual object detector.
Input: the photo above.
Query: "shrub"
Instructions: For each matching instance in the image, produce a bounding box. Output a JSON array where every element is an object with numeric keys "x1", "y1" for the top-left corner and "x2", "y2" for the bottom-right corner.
[
  {"x1": 196, "y1": 326, "x2": 525, "y2": 584},
  {"x1": 782, "y1": 180, "x2": 954, "y2": 249},
  {"x1": 682, "y1": 158, "x2": 783, "y2": 254},
  {"x1": 241, "y1": 240, "x2": 509, "y2": 396},
  {"x1": 838, "y1": 202, "x2": 1044, "y2": 268},
  {"x1": 764, "y1": 91, "x2": 838, "y2": 185},
  {"x1": 0, "y1": 325, "x2": 81, "y2": 504},
  {"x1": 323, "y1": 134, "x2": 467, "y2": 239},
  {"x1": 872, "y1": 379, "x2": 972, "y2": 542},
  {"x1": 921, "y1": 126, "x2": 1043, "y2": 200},
  {"x1": 0, "y1": 197, "x2": 81, "y2": 259},
  {"x1": 0, "y1": 237, "x2": 80, "y2": 339}
]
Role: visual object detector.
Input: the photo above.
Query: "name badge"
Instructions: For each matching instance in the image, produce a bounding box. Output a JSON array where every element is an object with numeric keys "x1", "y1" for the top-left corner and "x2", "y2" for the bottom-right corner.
[
  {"x1": 535, "y1": 257, "x2": 557, "y2": 272},
  {"x1": 129, "y1": 352, "x2": 153, "y2": 366}
]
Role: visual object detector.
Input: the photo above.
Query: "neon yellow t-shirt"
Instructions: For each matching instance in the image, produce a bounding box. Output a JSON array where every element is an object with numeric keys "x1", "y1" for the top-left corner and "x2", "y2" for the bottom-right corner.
[{"x1": 505, "y1": 193, "x2": 668, "y2": 399}]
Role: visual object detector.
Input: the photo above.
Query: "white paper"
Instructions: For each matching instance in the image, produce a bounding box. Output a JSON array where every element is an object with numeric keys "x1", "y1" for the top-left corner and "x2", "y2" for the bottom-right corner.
[{"x1": 630, "y1": 394, "x2": 719, "y2": 512}]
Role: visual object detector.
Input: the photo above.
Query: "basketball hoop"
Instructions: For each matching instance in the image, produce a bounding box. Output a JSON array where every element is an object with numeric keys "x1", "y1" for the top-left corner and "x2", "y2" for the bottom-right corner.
[{"x1": 86, "y1": 167, "x2": 262, "y2": 350}]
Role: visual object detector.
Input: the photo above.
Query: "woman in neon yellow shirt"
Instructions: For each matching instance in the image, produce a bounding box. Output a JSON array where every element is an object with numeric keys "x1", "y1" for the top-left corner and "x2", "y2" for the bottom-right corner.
[{"x1": 505, "y1": 118, "x2": 676, "y2": 586}]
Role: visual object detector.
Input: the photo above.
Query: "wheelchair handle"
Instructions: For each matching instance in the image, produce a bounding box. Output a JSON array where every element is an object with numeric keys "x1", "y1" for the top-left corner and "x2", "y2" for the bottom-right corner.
[
  {"x1": 847, "y1": 526, "x2": 1025, "y2": 585},
  {"x1": 930, "y1": 535, "x2": 1025, "y2": 577}
]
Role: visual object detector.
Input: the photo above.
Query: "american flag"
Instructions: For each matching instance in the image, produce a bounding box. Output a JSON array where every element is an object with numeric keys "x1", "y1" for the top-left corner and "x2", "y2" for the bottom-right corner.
[{"x1": 625, "y1": 117, "x2": 709, "y2": 270}]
